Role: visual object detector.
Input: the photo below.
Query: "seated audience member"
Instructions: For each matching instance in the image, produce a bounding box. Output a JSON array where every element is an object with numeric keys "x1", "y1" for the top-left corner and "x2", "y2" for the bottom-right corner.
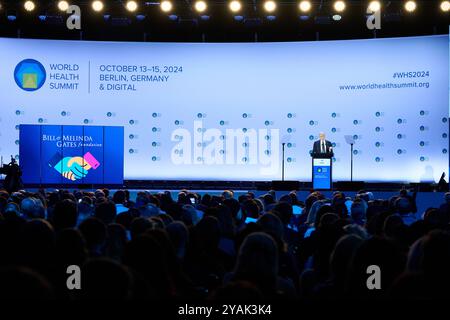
[
  {"x1": 112, "y1": 190, "x2": 129, "y2": 214},
  {"x1": 78, "y1": 198, "x2": 94, "y2": 225},
  {"x1": 399, "y1": 188, "x2": 418, "y2": 213},
  {"x1": 94, "y1": 189, "x2": 106, "y2": 201},
  {"x1": 424, "y1": 207, "x2": 448, "y2": 230},
  {"x1": 137, "y1": 193, "x2": 160, "y2": 218},
  {"x1": 184, "y1": 216, "x2": 226, "y2": 291},
  {"x1": 438, "y1": 192, "x2": 450, "y2": 225},
  {"x1": 241, "y1": 199, "x2": 261, "y2": 222},
  {"x1": 383, "y1": 214, "x2": 409, "y2": 249},
  {"x1": 104, "y1": 223, "x2": 128, "y2": 262},
  {"x1": 395, "y1": 196, "x2": 417, "y2": 226},
  {"x1": 331, "y1": 192, "x2": 349, "y2": 219},
  {"x1": 222, "y1": 190, "x2": 234, "y2": 200},
  {"x1": 260, "y1": 193, "x2": 276, "y2": 212},
  {"x1": 164, "y1": 202, "x2": 183, "y2": 221},
  {"x1": 272, "y1": 201, "x2": 299, "y2": 248},
  {"x1": 81, "y1": 258, "x2": 133, "y2": 299},
  {"x1": 116, "y1": 208, "x2": 139, "y2": 231},
  {"x1": 52, "y1": 199, "x2": 78, "y2": 232},
  {"x1": 418, "y1": 230, "x2": 450, "y2": 298},
  {"x1": 94, "y1": 200, "x2": 117, "y2": 225},
  {"x1": 166, "y1": 221, "x2": 190, "y2": 261},
  {"x1": 130, "y1": 217, "x2": 153, "y2": 240},
  {"x1": 180, "y1": 204, "x2": 202, "y2": 226},
  {"x1": 102, "y1": 188, "x2": 110, "y2": 199},
  {"x1": 305, "y1": 199, "x2": 331, "y2": 226},
  {"x1": 122, "y1": 234, "x2": 172, "y2": 299},
  {"x1": 55, "y1": 228, "x2": 87, "y2": 268},
  {"x1": 229, "y1": 232, "x2": 296, "y2": 299},
  {"x1": 223, "y1": 198, "x2": 243, "y2": 228},
  {"x1": 350, "y1": 199, "x2": 367, "y2": 226},
  {"x1": 257, "y1": 213, "x2": 300, "y2": 291},
  {"x1": 18, "y1": 219, "x2": 56, "y2": 280},
  {"x1": 3, "y1": 202, "x2": 21, "y2": 218},
  {"x1": 314, "y1": 234, "x2": 364, "y2": 298},
  {"x1": 0, "y1": 266, "x2": 54, "y2": 299},
  {"x1": 347, "y1": 237, "x2": 405, "y2": 298},
  {"x1": 21, "y1": 197, "x2": 45, "y2": 220},
  {"x1": 78, "y1": 217, "x2": 107, "y2": 257}
]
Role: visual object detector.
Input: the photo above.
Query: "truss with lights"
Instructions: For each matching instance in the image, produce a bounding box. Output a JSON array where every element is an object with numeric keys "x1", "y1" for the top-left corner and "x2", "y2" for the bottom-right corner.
[{"x1": 1, "y1": 1, "x2": 449, "y2": 26}]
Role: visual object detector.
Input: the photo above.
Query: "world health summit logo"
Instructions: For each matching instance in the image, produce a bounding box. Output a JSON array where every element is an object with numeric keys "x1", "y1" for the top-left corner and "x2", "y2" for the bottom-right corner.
[{"x1": 14, "y1": 59, "x2": 46, "y2": 91}]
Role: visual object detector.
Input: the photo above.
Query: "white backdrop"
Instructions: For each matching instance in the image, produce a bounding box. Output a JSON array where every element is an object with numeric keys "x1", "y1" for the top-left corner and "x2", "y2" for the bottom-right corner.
[{"x1": 0, "y1": 35, "x2": 448, "y2": 182}]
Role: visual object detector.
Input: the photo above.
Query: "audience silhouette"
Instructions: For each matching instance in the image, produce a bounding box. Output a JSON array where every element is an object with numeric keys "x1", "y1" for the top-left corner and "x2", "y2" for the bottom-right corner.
[{"x1": 0, "y1": 187, "x2": 449, "y2": 301}]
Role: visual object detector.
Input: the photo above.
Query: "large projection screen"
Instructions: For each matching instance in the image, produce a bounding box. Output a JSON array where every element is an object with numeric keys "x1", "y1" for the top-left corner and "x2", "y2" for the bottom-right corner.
[{"x1": 0, "y1": 36, "x2": 448, "y2": 182}]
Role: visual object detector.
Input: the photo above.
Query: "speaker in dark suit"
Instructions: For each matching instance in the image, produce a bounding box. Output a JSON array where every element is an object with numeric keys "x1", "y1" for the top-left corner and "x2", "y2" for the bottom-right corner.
[{"x1": 312, "y1": 132, "x2": 334, "y2": 158}]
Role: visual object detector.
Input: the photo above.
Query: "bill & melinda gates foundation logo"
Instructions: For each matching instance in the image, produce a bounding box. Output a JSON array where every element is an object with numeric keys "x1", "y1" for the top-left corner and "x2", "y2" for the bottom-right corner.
[{"x1": 14, "y1": 59, "x2": 47, "y2": 91}]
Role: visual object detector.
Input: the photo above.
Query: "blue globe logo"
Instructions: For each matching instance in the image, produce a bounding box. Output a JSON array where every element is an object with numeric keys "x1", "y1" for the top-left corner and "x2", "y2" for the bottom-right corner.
[{"x1": 14, "y1": 59, "x2": 46, "y2": 91}]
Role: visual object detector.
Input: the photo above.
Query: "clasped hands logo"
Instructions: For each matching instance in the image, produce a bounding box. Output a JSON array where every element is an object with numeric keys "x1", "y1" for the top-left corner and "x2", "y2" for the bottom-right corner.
[{"x1": 49, "y1": 152, "x2": 100, "y2": 181}]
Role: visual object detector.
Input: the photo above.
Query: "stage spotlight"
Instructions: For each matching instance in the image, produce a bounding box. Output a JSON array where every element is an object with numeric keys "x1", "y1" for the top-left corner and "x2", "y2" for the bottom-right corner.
[
  {"x1": 161, "y1": 0, "x2": 173, "y2": 12},
  {"x1": 229, "y1": 0, "x2": 242, "y2": 13},
  {"x1": 58, "y1": 1, "x2": 69, "y2": 11},
  {"x1": 194, "y1": 1, "x2": 207, "y2": 13},
  {"x1": 92, "y1": 0, "x2": 104, "y2": 12},
  {"x1": 441, "y1": 1, "x2": 450, "y2": 12},
  {"x1": 24, "y1": 1, "x2": 36, "y2": 12},
  {"x1": 299, "y1": 1, "x2": 311, "y2": 12},
  {"x1": 333, "y1": 1, "x2": 346, "y2": 12},
  {"x1": 264, "y1": 1, "x2": 277, "y2": 13},
  {"x1": 404, "y1": 1, "x2": 416, "y2": 12},
  {"x1": 126, "y1": 1, "x2": 138, "y2": 12},
  {"x1": 368, "y1": 1, "x2": 381, "y2": 12}
]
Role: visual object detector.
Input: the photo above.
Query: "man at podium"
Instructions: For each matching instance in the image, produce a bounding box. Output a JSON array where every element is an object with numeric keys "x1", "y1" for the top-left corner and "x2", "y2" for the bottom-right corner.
[{"x1": 312, "y1": 132, "x2": 334, "y2": 158}]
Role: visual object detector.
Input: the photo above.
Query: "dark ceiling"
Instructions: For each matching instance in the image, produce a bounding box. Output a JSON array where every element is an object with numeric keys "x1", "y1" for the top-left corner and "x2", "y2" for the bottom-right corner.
[{"x1": 0, "y1": 1, "x2": 449, "y2": 42}]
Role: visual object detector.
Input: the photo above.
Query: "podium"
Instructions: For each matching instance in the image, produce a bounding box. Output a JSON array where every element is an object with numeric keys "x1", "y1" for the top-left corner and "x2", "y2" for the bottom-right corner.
[{"x1": 311, "y1": 153, "x2": 333, "y2": 190}]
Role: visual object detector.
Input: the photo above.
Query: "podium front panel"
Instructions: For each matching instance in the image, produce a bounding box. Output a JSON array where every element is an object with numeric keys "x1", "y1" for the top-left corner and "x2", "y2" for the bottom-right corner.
[{"x1": 312, "y1": 158, "x2": 332, "y2": 190}]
